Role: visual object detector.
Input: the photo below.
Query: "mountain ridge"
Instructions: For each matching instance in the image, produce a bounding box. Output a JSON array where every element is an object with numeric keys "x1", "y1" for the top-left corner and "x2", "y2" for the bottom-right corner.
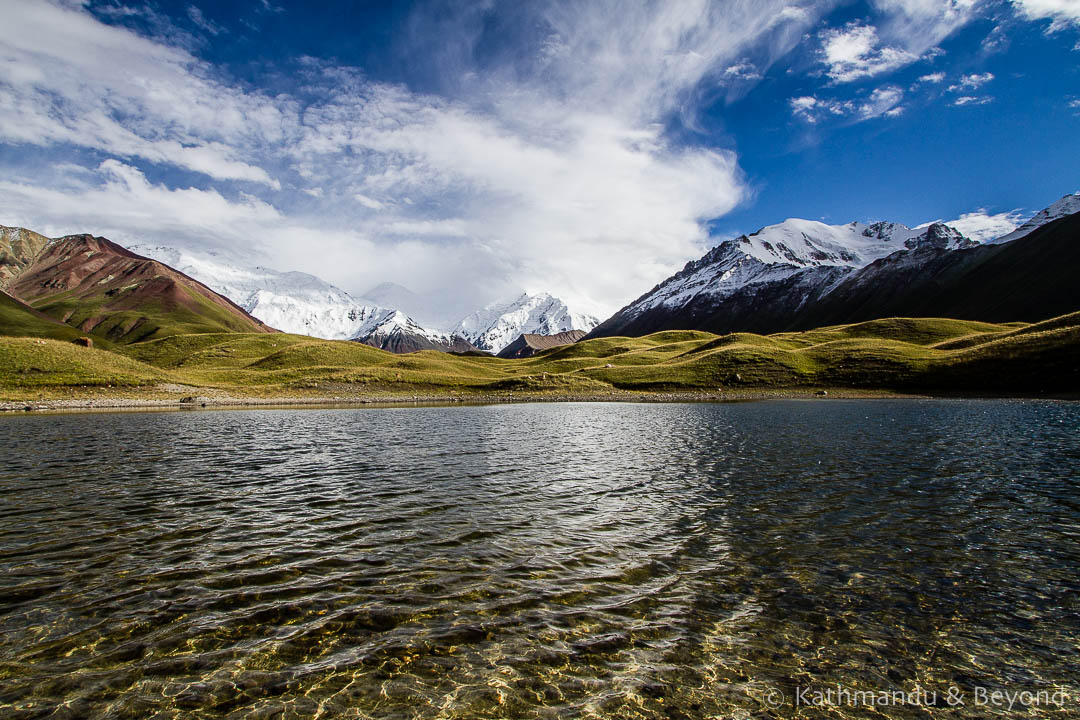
[{"x1": 588, "y1": 193, "x2": 1079, "y2": 339}]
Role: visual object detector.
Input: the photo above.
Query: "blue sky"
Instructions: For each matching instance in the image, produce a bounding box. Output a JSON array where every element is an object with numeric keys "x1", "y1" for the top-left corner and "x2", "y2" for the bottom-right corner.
[{"x1": 0, "y1": 0, "x2": 1077, "y2": 316}]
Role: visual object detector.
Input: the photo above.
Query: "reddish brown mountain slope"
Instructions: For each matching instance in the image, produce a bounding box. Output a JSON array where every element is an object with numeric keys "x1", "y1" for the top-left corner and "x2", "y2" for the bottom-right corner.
[{"x1": 5, "y1": 232, "x2": 276, "y2": 343}]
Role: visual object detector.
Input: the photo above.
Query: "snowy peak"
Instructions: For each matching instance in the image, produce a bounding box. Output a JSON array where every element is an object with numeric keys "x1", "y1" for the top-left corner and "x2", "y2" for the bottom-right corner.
[
  {"x1": 618, "y1": 216, "x2": 979, "y2": 319},
  {"x1": 125, "y1": 244, "x2": 461, "y2": 349},
  {"x1": 992, "y1": 191, "x2": 1080, "y2": 244},
  {"x1": 733, "y1": 218, "x2": 927, "y2": 270},
  {"x1": 455, "y1": 292, "x2": 599, "y2": 353},
  {"x1": 905, "y1": 222, "x2": 977, "y2": 251}
]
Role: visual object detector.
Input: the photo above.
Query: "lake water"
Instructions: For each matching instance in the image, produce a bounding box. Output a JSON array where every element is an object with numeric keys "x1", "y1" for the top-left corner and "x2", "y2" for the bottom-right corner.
[{"x1": 1, "y1": 400, "x2": 1078, "y2": 719}]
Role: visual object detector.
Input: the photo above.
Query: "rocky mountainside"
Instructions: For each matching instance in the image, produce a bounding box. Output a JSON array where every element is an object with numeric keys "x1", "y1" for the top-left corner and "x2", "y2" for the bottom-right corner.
[
  {"x1": 0, "y1": 228, "x2": 275, "y2": 343},
  {"x1": 588, "y1": 194, "x2": 1079, "y2": 338},
  {"x1": 455, "y1": 293, "x2": 599, "y2": 354},
  {"x1": 0, "y1": 226, "x2": 53, "y2": 289},
  {"x1": 128, "y1": 245, "x2": 477, "y2": 353}
]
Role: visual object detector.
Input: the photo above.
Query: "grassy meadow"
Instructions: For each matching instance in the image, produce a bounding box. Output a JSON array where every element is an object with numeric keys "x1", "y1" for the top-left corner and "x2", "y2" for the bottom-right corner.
[{"x1": 2, "y1": 311, "x2": 1078, "y2": 404}]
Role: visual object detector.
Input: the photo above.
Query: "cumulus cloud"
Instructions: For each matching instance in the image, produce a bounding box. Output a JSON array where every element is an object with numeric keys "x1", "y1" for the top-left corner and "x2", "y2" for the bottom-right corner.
[
  {"x1": 722, "y1": 61, "x2": 763, "y2": 82},
  {"x1": 789, "y1": 85, "x2": 902, "y2": 122},
  {"x1": 859, "y1": 86, "x2": 905, "y2": 117},
  {"x1": 948, "y1": 72, "x2": 994, "y2": 91},
  {"x1": 1011, "y1": 0, "x2": 1080, "y2": 31},
  {"x1": 917, "y1": 71, "x2": 947, "y2": 83},
  {"x1": 789, "y1": 95, "x2": 853, "y2": 123},
  {"x1": 819, "y1": 23, "x2": 917, "y2": 82},
  {"x1": 0, "y1": 0, "x2": 828, "y2": 317},
  {"x1": 952, "y1": 95, "x2": 993, "y2": 105}
]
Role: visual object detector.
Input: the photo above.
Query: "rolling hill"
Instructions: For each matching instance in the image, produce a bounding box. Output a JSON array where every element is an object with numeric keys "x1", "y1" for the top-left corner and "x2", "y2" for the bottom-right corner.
[{"x1": 2, "y1": 312, "x2": 1077, "y2": 401}]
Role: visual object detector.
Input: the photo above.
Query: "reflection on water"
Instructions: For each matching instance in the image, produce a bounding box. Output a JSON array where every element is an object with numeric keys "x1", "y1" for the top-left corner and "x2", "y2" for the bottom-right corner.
[{"x1": 1, "y1": 400, "x2": 1078, "y2": 718}]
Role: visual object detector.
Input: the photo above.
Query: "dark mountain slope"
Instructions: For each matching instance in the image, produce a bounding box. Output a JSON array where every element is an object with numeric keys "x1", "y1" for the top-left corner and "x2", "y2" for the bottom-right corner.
[
  {"x1": 792, "y1": 211, "x2": 1080, "y2": 329},
  {"x1": 591, "y1": 211, "x2": 1079, "y2": 338}
]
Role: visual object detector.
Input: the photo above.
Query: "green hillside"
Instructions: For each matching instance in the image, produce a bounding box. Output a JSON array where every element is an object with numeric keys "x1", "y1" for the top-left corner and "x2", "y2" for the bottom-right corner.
[
  {"x1": 2, "y1": 312, "x2": 1077, "y2": 402},
  {"x1": 0, "y1": 290, "x2": 115, "y2": 347}
]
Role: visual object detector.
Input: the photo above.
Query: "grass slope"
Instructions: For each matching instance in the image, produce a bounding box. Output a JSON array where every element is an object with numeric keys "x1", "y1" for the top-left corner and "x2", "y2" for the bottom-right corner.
[
  {"x1": 0, "y1": 290, "x2": 92, "y2": 344},
  {"x1": 2, "y1": 313, "x2": 1077, "y2": 400}
]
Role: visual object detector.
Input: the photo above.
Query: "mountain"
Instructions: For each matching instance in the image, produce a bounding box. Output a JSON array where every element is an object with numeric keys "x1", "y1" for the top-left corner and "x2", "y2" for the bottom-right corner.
[
  {"x1": 496, "y1": 330, "x2": 587, "y2": 359},
  {"x1": 0, "y1": 226, "x2": 53, "y2": 289},
  {"x1": 128, "y1": 245, "x2": 477, "y2": 353},
  {"x1": 455, "y1": 292, "x2": 599, "y2": 354},
  {"x1": 0, "y1": 228, "x2": 275, "y2": 343},
  {"x1": 789, "y1": 211, "x2": 1080, "y2": 327},
  {"x1": 588, "y1": 218, "x2": 975, "y2": 338},
  {"x1": 991, "y1": 191, "x2": 1080, "y2": 244},
  {"x1": 588, "y1": 195, "x2": 1079, "y2": 339},
  {"x1": 351, "y1": 309, "x2": 479, "y2": 353}
]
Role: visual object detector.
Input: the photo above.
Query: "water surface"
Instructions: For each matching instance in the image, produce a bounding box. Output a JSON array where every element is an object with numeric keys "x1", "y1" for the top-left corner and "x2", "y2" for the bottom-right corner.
[{"x1": 1, "y1": 400, "x2": 1078, "y2": 718}]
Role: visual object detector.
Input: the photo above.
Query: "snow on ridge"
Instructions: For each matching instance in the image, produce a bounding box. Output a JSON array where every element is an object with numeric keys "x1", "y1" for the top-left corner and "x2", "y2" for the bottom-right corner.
[
  {"x1": 455, "y1": 292, "x2": 599, "y2": 354},
  {"x1": 127, "y1": 244, "x2": 445, "y2": 342},
  {"x1": 990, "y1": 191, "x2": 1080, "y2": 245},
  {"x1": 124, "y1": 243, "x2": 589, "y2": 352},
  {"x1": 630, "y1": 217, "x2": 978, "y2": 317}
]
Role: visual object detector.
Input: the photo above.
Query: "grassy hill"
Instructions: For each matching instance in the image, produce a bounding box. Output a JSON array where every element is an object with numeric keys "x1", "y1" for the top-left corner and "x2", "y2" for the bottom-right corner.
[{"x1": 2, "y1": 312, "x2": 1077, "y2": 402}]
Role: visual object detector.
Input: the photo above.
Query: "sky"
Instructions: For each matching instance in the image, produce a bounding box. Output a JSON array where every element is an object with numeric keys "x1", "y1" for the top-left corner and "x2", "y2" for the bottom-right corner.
[{"x1": 0, "y1": 0, "x2": 1077, "y2": 319}]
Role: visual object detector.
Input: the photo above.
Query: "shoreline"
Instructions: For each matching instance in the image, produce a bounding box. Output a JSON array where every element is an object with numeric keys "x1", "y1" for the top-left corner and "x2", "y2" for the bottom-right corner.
[{"x1": 2, "y1": 386, "x2": 1076, "y2": 414}]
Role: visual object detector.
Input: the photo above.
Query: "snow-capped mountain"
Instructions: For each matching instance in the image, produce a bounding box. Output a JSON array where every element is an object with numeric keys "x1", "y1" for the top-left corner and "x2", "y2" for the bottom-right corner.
[
  {"x1": 455, "y1": 292, "x2": 600, "y2": 354},
  {"x1": 622, "y1": 218, "x2": 973, "y2": 318},
  {"x1": 126, "y1": 244, "x2": 471, "y2": 351},
  {"x1": 991, "y1": 191, "x2": 1080, "y2": 244},
  {"x1": 589, "y1": 192, "x2": 1078, "y2": 339}
]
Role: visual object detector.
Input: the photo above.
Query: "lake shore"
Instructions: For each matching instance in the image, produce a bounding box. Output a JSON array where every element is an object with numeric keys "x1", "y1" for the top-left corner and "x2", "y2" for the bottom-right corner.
[
  {"x1": 0, "y1": 385, "x2": 920, "y2": 412},
  {"x1": 4, "y1": 384, "x2": 1075, "y2": 413}
]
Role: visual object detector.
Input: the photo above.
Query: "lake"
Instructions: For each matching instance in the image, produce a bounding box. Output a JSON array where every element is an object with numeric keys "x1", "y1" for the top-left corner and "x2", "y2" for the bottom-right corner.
[{"x1": 1, "y1": 400, "x2": 1078, "y2": 718}]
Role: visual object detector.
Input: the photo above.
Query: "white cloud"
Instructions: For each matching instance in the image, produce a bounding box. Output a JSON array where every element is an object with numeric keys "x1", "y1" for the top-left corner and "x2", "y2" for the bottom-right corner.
[
  {"x1": 0, "y1": 161, "x2": 281, "y2": 250},
  {"x1": 917, "y1": 71, "x2": 946, "y2": 83},
  {"x1": 819, "y1": 23, "x2": 917, "y2": 82},
  {"x1": 789, "y1": 95, "x2": 854, "y2": 123},
  {"x1": 818, "y1": 2, "x2": 981, "y2": 84},
  {"x1": 871, "y1": 0, "x2": 980, "y2": 45},
  {"x1": 1011, "y1": 0, "x2": 1080, "y2": 31},
  {"x1": 353, "y1": 193, "x2": 385, "y2": 210},
  {"x1": 860, "y1": 86, "x2": 905, "y2": 117},
  {"x1": 931, "y1": 208, "x2": 1025, "y2": 242},
  {"x1": 948, "y1": 72, "x2": 994, "y2": 91},
  {"x1": 0, "y1": 2, "x2": 282, "y2": 187},
  {"x1": 952, "y1": 95, "x2": 993, "y2": 105},
  {"x1": 1069, "y1": 99, "x2": 1080, "y2": 108},
  {"x1": 789, "y1": 85, "x2": 902, "y2": 122},
  {"x1": 0, "y1": 0, "x2": 831, "y2": 317},
  {"x1": 187, "y1": 6, "x2": 223, "y2": 36},
  {"x1": 722, "y1": 61, "x2": 763, "y2": 82}
]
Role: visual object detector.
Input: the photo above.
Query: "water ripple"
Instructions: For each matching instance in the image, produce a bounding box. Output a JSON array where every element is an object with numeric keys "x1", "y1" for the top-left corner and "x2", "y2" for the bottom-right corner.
[{"x1": 1, "y1": 400, "x2": 1078, "y2": 718}]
